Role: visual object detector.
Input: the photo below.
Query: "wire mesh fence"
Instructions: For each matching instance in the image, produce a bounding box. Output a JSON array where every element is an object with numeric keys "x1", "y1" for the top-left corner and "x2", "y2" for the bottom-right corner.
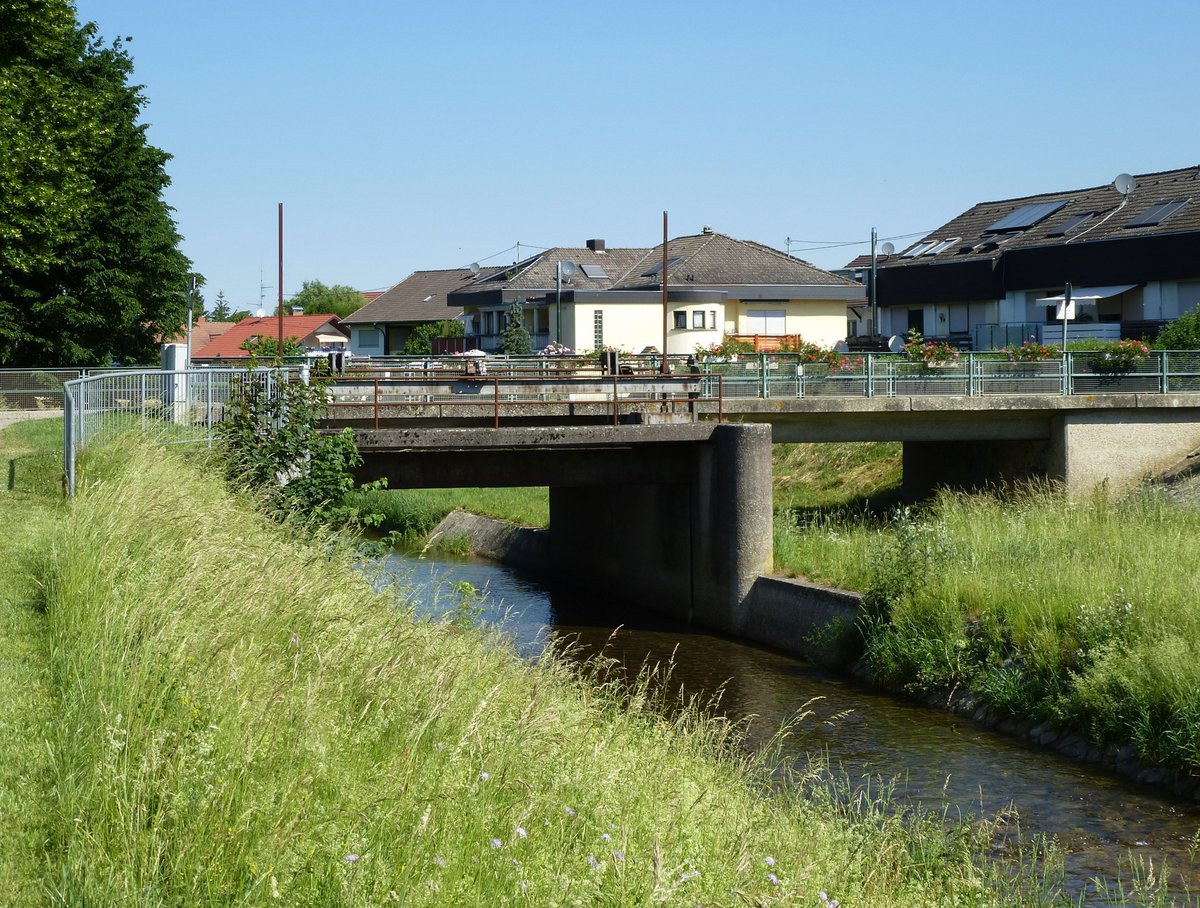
[{"x1": 63, "y1": 368, "x2": 294, "y2": 495}]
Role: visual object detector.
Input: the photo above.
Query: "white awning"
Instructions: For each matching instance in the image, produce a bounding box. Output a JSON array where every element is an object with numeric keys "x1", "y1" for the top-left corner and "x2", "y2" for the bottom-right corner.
[
  {"x1": 1037, "y1": 284, "x2": 1138, "y2": 302},
  {"x1": 314, "y1": 333, "x2": 348, "y2": 344}
]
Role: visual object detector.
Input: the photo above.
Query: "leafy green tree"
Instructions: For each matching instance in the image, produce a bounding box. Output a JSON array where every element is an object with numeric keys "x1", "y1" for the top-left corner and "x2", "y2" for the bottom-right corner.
[
  {"x1": 240, "y1": 335, "x2": 304, "y2": 358},
  {"x1": 209, "y1": 290, "x2": 233, "y2": 321},
  {"x1": 402, "y1": 319, "x2": 465, "y2": 355},
  {"x1": 499, "y1": 301, "x2": 532, "y2": 355},
  {"x1": 289, "y1": 280, "x2": 365, "y2": 319},
  {"x1": 1154, "y1": 306, "x2": 1200, "y2": 350},
  {"x1": 0, "y1": 2, "x2": 191, "y2": 365}
]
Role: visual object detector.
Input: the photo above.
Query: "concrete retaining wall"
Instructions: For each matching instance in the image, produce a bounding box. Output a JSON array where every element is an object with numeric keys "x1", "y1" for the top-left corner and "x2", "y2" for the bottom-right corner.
[{"x1": 429, "y1": 510, "x2": 549, "y2": 573}]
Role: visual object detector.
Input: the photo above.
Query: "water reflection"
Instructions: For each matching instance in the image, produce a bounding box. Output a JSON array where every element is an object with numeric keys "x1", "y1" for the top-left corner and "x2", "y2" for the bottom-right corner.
[{"x1": 382, "y1": 552, "x2": 1200, "y2": 903}]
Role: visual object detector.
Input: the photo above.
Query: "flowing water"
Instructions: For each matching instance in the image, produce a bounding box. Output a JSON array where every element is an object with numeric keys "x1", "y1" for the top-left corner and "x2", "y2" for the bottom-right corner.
[{"x1": 380, "y1": 551, "x2": 1200, "y2": 904}]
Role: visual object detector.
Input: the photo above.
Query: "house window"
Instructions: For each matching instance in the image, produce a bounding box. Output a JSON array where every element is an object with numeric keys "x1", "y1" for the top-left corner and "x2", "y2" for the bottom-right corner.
[
  {"x1": 483, "y1": 311, "x2": 494, "y2": 335},
  {"x1": 692, "y1": 310, "x2": 705, "y2": 329},
  {"x1": 709, "y1": 310, "x2": 717, "y2": 330},
  {"x1": 357, "y1": 328, "x2": 381, "y2": 349},
  {"x1": 593, "y1": 310, "x2": 604, "y2": 349},
  {"x1": 674, "y1": 311, "x2": 687, "y2": 329},
  {"x1": 745, "y1": 309, "x2": 786, "y2": 336}
]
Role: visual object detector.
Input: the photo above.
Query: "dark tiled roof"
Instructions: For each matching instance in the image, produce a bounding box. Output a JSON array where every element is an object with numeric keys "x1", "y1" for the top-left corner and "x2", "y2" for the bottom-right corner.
[
  {"x1": 613, "y1": 232, "x2": 859, "y2": 288},
  {"x1": 343, "y1": 269, "x2": 477, "y2": 324},
  {"x1": 454, "y1": 247, "x2": 652, "y2": 295},
  {"x1": 885, "y1": 165, "x2": 1200, "y2": 269}
]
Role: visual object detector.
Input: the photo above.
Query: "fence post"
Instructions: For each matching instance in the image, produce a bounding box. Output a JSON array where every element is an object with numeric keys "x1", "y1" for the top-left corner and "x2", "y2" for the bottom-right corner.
[
  {"x1": 759, "y1": 352, "x2": 768, "y2": 399},
  {"x1": 64, "y1": 381, "x2": 76, "y2": 496},
  {"x1": 866, "y1": 353, "x2": 875, "y2": 398},
  {"x1": 1160, "y1": 350, "x2": 1170, "y2": 394},
  {"x1": 968, "y1": 353, "x2": 978, "y2": 397}
]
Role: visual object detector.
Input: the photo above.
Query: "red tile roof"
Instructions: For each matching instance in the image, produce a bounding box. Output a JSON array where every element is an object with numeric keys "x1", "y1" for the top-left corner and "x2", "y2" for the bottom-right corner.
[{"x1": 194, "y1": 315, "x2": 347, "y2": 359}]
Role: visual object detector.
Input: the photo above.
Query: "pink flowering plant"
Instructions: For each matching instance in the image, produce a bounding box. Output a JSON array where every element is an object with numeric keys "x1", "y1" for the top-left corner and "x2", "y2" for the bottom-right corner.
[
  {"x1": 1088, "y1": 338, "x2": 1151, "y2": 373},
  {"x1": 1002, "y1": 338, "x2": 1062, "y2": 361},
  {"x1": 696, "y1": 334, "x2": 753, "y2": 359},
  {"x1": 901, "y1": 329, "x2": 960, "y2": 367}
]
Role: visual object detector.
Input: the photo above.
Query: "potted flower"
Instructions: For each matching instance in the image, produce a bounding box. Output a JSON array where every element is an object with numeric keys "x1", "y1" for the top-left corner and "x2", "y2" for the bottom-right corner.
[
  {"x1": 1001, "y1": 338, "x2": 1062, "y2": 361},
  {"x1": 902, "y1": 330, "x2": 960, "y2": 368},
  {"x1": 1087, "y1": 338, "x2": 1151, "y2": 374}
]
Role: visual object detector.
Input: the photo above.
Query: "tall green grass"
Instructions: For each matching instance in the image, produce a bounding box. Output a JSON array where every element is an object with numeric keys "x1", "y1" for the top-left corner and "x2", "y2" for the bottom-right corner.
[
  {"x1": 0, "y1": 420, "x2": 61, "y2": 905},
  {"x1": 779, "y1": 484, "x2": 1200, "y2": 772},
  {"x1": 33, "y1": 438, "x2": 1066, "y2": 905}
]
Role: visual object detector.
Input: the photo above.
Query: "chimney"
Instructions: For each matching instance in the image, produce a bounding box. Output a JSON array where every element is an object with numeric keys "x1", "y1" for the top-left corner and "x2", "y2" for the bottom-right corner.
[
  {"x1": 586, "y1": 238, "x2": 606, "y2": 252},
  {"x1": 702, "y1": 225, "x2": 714, "y2": 235},
  {"x1": 290, "y1": 306, "x2": 304, "y2": 316}
]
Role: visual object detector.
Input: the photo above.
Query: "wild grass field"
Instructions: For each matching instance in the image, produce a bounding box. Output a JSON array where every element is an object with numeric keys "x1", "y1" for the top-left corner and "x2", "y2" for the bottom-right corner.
[{"x1": 0, "y1": 423, "x2": 1080, "y2": 905}]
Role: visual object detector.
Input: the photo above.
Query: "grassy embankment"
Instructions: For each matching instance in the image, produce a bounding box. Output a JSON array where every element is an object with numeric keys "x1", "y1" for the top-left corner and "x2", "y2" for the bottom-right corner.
[
  {"x1": 0, "y1": 419, "x2": 64, "y2": 903},
  {"x1": 0, "y1": 424, "x2": 1069, "y2": 905},
  {"x1": 367, "y1": 440, "x2": 1200, "y2": 776}
]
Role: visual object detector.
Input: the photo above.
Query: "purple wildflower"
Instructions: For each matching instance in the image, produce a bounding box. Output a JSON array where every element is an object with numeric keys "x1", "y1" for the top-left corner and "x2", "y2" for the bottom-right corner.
[
  {"x1": 612, "y1": 850, "x2": 624, "y2": 862},
  {"x1": 433, "y1": 856, "x2": 448, "y2": 868},
  {"x1": 767, "y1": 872, "x2": 779, "y2": 886},
  {"x1": 587, "y1": 854, "x2": 600, "y2": 870},
  {"x1": 563, "y1": 806, "x2": 576, "y2": 817},
  {"x1": 763, "y1": 855, "x2": 776, "y2": 867},
  {"x1": 489, "y1": 837, "x2": 503, "y2": 849},
  {"x1": 601, "y1": 832, "x2": 611, "y2": 843},
  {"x1": 479, "y1": 771, "x2": 490, "y2": 782},
  {"x1": 515, "y1": 826, "x2": 527, "y2": 839},
  {"x1": 344, "y1": 853, "x2": 359, "y2": 864}
]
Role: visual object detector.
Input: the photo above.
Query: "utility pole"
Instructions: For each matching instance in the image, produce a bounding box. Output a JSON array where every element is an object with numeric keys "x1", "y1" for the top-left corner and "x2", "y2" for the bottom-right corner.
[
  {"x1": 869, "y1": 227, "x2": 877, "y2": 337},
  {"x1": 661, "y1": 211, "x2": 669, "y2": 374},
  {"x1": 277, "y1": 203, "x2": 284, "y2": 361}
]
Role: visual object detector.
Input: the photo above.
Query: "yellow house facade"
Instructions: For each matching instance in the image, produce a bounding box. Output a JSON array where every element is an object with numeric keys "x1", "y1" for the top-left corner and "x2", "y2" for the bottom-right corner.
[{"x1": 448, "y1": 231, "x2": 864, "y2": 354}]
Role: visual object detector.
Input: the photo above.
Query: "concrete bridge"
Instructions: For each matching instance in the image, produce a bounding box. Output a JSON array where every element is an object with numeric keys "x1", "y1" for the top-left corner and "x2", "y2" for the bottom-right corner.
[
  {"x1": 340, "y1": 375, "x2": 1200, "y2": 632},
  {"x1": 352, "y1": 423, "x2": 773, "y2": 636}
]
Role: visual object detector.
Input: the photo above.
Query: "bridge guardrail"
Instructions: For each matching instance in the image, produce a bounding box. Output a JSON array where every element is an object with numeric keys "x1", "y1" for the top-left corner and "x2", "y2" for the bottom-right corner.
[{"x1": 326, "y1": 373, "x2": 722, "y2": 429}]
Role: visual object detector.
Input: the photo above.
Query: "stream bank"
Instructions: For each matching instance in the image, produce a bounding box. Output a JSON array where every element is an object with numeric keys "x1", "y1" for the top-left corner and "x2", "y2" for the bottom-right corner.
[{"x1": 430, "y1": 509, "x2": 1200, "y2": 802}]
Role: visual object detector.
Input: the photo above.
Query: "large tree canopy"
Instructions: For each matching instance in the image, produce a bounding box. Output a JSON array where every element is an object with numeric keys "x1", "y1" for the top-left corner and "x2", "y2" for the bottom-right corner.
[
  {"x1": 0, "y1": 0, "x2": 191, "y2": 366},
  {"x1": 289, "y1": 280, "x2": 366, "y2": 319}
]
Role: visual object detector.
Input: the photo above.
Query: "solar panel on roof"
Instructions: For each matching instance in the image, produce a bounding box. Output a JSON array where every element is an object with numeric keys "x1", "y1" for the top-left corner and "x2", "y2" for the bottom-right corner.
[
  {"x1": 1125, "y1": 198, "x2": 1190, "y2": 228},
  {"x1": 1045, "y1": 213, "x2": 1093, "y2": 237},
  {"x1": 984, "y1": 200, "x2": 1068, "y2": 233},
  {"x1": 579, "y1": 263, "x2": 608, "y2": 279}
]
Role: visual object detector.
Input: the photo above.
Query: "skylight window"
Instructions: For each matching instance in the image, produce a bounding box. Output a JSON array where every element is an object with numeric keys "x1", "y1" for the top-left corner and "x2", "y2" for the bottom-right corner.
[
  {"x1": 922, "y1": 237, "x2": 961, "y2": 256},
  {"x1": 984, "y1": 200, "x2": 1067, "y2": 233},
  {"x1": 1125, "y1": 198, "x2": 1190, "y2": 228},
  {"x1": 579, "y1": 263, "x2": 608, "y2": 279},
  {"x1": 1045, "y1": 213, "x2": 1093, "y2": 237},
  {"x1": 902, "y1": 241, "x2": 936, "y2": 258},
  {"x1": 641, "y1": 256, "x2": 683, "y2": 277}
]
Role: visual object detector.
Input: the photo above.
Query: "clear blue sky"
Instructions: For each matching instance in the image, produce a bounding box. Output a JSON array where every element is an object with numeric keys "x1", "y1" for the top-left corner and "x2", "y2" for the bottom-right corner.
[{"x1": 73, "y1": 0, "x2": 1200, "y2": 313}]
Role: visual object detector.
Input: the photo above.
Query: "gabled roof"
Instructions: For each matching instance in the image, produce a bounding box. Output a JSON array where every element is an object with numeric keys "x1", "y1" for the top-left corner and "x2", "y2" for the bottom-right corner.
[
  {"x1": 449, "y1": 232, "x2": 856, "y2": 301},
  {"x1": 163, "y1": 316, "x2": 235, "y2": 348},
  {"x1": 886, "y1": 165, "x2": 1200, "y2": 268},
  {"x1": 343, "y1": 269, "x2": 477, "y2": 325},
  {"x1": 453, "y1": 246, "x2": 651, "y2": 295},
  {"x1": 194, "y1": 315, "x2": 348, "y2": 358},
  {"x1": 612, "y1": 232, "x2": 860, "y2": 289}
]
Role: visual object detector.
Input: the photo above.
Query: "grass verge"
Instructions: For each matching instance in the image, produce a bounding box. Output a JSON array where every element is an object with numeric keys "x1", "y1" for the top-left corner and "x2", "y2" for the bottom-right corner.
[
  {"x1": 351, "y1": 486, "x2": 550, "y2": 540},
  {"x1": 0, "y1": 418, "x2": 62, "y2": 905},
  {"x1": 30, "y1": 436, "x2": 1065, "y2": 905}
]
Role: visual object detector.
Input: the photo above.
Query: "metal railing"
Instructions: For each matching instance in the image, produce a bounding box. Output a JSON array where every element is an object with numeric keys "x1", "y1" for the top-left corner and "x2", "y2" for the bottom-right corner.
[
  {"x1": 62, "y1": 368, "x2": 294, "y2": 496},
  {"x1": 326, "y1": 372, "x2": 722, "y2": 429}
]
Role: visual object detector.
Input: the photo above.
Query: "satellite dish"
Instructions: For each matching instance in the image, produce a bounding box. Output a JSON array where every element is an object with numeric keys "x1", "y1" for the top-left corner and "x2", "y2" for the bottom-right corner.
[
  {"x1": 880, "y1": 241, "x2": 895, "y2": 256},
  {"x1": 560, "y1": 261, "x2": 577, "y2": 279},
  {"x1": 1113, "y1": 173, "x2": 1136, "y2": 196},
  {"x1": 887, "y1": 335, "x2": 905, "y2": 353},
  {"x1": 469, "y1": 262, "x2": 480, "y2": 275}
]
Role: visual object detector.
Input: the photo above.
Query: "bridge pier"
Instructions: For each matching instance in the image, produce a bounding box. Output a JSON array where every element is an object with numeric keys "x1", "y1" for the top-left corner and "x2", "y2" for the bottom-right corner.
[{"x1": 548, "y1": 423, "x2": 773, "y2": 634}]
